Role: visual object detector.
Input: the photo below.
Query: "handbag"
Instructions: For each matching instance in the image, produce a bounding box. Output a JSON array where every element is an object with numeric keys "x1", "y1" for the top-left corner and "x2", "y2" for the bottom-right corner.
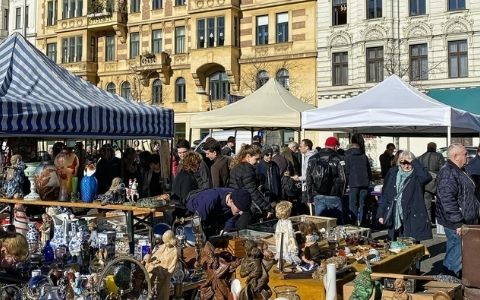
[{"x1": 383, "y1": 201, "x2": 395, "y2": 227}]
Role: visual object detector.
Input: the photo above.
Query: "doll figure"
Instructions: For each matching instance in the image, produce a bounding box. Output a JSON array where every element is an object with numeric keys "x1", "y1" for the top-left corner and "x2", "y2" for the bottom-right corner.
[
  {"x1": 274, "y1": 201, "x2": 301, "y2": 267},
  {"x1": 54, "y1": 148, "x2": 79, "y2": 201},
  {"x1": 87, "y1": 221, "x2": 98, "y2": 249},
  {"x1": 144, "y1": 229, "x2": 178, "y2": 300},
  {"x1": 39, "y1": 213, "x2": 53, "y2": 248},
  {"x1": 3, "y1": 154, "x2": 25, "y2": 199}
]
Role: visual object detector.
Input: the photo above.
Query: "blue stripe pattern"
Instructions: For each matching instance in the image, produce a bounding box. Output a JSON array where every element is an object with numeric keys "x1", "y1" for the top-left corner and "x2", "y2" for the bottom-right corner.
[{"x1": 0, "y1": 33, "x2": 174, "y2": 138}]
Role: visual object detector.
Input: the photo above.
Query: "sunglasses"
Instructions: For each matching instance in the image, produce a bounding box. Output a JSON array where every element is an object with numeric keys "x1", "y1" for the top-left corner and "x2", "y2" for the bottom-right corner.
[
  {"x1": 264, "y1": 153, "x2": 272, "y2": 157},
  {"x1": 400, "y1": 160, "x2": 411, "y2": 165}
]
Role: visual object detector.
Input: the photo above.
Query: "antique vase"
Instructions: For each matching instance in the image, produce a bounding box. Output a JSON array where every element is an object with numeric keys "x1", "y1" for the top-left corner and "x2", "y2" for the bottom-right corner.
[
  {"x1": 26, "y1": 223, "x2": 40, "y2": 254},
  {"x1": 35, "y1": 161, "x2": 60, "y2": 200},
  {"x1": 80, "y1": 173, "x2": 97, "y2": 203}
]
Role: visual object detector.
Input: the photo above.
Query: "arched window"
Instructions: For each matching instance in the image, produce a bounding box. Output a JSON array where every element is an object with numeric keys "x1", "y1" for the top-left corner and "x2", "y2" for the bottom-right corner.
[
  {"x1": 175, "y1": 77, "x2": 186, "y2": 102},
  {"x1": 121, "y1": 81, "x2": 131, "y2": 100},
  {"x1": 152, "y1": 79, "x2": 162, "y2": 104},
  {"x1": 256, "y1": 70, "x2": 269, "y2": 89},
  {"x1": 106, "y1": 82, "x2": 116, "y2": 94},
  {"x1": 276, "y1": 68, "x2": 289, "y2": 90},
  {"x1": 209, "y1": 71, "x2": 229, "y2": 100}
]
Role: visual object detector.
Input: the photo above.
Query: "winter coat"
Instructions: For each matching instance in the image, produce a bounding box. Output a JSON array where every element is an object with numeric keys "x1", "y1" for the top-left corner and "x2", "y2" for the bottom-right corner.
[
  {"x1": 379, "y1": 151, "x2": 394, "y2": 178},
  {"x1": 345, "y1": 147, "x2": 372, "y2": 188},
  {"x1": 171, "y1": 171, "x2": 198, "y2": 209},
  {"x1": 229, "y1": 162, "x2": 270, "y2": 214},
  {"x1": 306, "y1": 148, "x2": 346, "y2": 201},
  {"x1": 418, "y1": 150, "x2": 445, "y2": 174},
  {"x1": 377, "y1": 159, "x2": 432, "y2": 241},
  {"x1": 436, "y1": 159, "x2": 479, "y2": 230},
  {"x1": 256, "y1": 160, "x2": 282, "y2": 202},
  {"x1": 272, "y1": 153, "x2": 289, "y2": 176},
  {"x1": 210, "y1": 155, "x2": 230, "y2": 188}
]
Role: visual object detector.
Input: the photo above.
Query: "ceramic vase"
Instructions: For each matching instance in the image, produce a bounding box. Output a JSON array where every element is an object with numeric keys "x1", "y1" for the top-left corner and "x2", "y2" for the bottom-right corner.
[
  {"x1": 80, "y1": 175, "x2": 97, "y2": 203},
  {"x1": 51, "y1": 224, "x2": 65, "y2": 248},
  {"x1": 54, "y1": 149, "x2": 79, "y2": 201},
  {"x1": 26, "y1": 223, "x2": 40, "y2": 254},
  {"x1": 35, "y1": 161, "x2": 60, "y2": 200},
  {"x1": 43, "y1": 240, "x2": 54, "y2": 264},
  {"x1": 24, "y1": 162, "x2": 41, "y2": 200}
]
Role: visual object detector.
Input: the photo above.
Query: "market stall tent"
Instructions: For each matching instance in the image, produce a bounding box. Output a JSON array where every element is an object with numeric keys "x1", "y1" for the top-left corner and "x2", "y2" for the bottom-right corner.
[
  {"x1": 0, "y1": 33, "x2": 174, "y2": 139},
  {"x1": 302, "y1": 75, "x2": 480, "y2": 138},
  {"x1": 190, "y1": 78, "x2": 315, "y2": 129}
]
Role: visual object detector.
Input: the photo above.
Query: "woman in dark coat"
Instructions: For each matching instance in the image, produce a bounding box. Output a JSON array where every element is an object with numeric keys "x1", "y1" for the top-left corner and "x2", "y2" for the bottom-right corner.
[
  {"x1": 171, "y1": 152, "x2": 202, "y2": 218},
  {"x1": 256, "y1": 146, "x2": 282, "y2": 204},
  {"x1": 377, "y1": 150, "x2": 432, "y2": 241}
]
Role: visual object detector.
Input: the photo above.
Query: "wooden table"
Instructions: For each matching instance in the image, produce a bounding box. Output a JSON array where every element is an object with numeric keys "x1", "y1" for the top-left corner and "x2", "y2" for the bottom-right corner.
[
  {"x1": 0, "y1": 198, "x2": 173, "y2": 254},
  {"x1": 237, "y1": 244, "x2": 427, "y2": 300}
]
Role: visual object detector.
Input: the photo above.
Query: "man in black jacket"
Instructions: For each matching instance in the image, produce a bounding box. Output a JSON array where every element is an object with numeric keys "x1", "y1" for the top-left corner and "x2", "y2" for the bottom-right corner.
[
  {"x1": 379, "y1": 143, "x2": 396, "y2": 178},
  {"x1": 306, "y1": 137, "x2": 346, "y2": 223},
  {"x1": 437, "y1": 143, "x2": 479, "y2": 278}
]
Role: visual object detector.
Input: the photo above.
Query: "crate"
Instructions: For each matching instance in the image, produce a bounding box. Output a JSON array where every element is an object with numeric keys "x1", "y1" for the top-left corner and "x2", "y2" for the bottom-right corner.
[{"x1": 289, "y1": 215, "x2": 337, "y2": 231}]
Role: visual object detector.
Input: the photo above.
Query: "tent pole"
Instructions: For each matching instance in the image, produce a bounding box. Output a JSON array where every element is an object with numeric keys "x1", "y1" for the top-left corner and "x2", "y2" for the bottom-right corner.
[
  {"x1": 300, "y1": 129, "x2": 305, "y2": 143},
  {"x1": 447, "y1": 126, "x2": 451, "y2": 146}
]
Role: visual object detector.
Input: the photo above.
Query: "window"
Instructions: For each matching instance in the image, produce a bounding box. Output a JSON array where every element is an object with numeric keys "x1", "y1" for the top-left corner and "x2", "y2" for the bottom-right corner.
[
  {"x1": 46, "y1": 43, "x2": 57, "y2": 62},
  {"x1": 105, "y1": 35, "x2": 115, "y2": 61},
  {"x1": 256, "y1": 15, "x2": 268, "y2": 45},
  {"x1": 234, "y1": 16, "x2": 239, "y2": 47},
  {"x1": 366, "y1": 46, "x2": 383, "y2": 83},
  {"x1": 47, "y1": 1, "x2": 57, "y2": 26},
  {"x1": 409, "y1": 0, "x2": 426, "y2": 16},
  {"x1": 332, "y1": 52, "x2": 348, "y2": 85},
  {"x1": 130, "y1": 32, "x2": 139, "y2": 58},
  {"x1": 448, "y1": 0, "x2": 465, "y2": 11},
  {"x1": 409, "y1": 44, "x2": 428, "y2": 80},
  {"x1": 333, "y1": 0, "x2": 347, "y2": 26},
  {"x1": 106, "y1": 82, "x2": 116, "y2": 94},
  {"x1": 276, "y1": 13, "x2": 288, "y2": 43},
  {"x1": 152, "y1": 30, "x2": 163, "y2": 53},
  {"x1": 448, "y1": 40, "x2": 468, "y2": 78},
  {"x1": 197, "y1": 16, "x2": 225, "y2": 48},
  {"x1": 209, "y1": 72, "x2": 229, "y2": 100},
  {"x1": 131, "y1": 0, "x2": 140, "y2": 12},
  {"x1": 15, "y1": 7, "x2": 21, "y2": 29},
  {"x1": 3, "y1": 9, "x2": 8, "y2": 30},
  {"x1": 25, "y1": 6, "x2": 28, "y2": 28},
  {"x1": 367, "y1": 0, "x2": 382, "y2": 19},
  {"x1": 175, "y1": 0, "x2": 185, "y2": 5},
  {"x1": 152, "y1": 0, "x2": 162, "y2": 9},
  {"x1": 175, "y1": 77, "x2": 186, "y2": 102},
  {"x1": 62, "y1": 0, "x2": 83, "y2": 18},
  {"x1": 61, "y1": 36, "x2": 82, "y2": 63},
  {"x1": 121, "y1": 81, "x2": 131, "y2": 100},
  {"x1": 276, "y1": 69, "x2": 289, "y2": 89},
  {"x1": 256, "y1": 70, "x2": 269, "y2": 89},
  {"x1": 175, "y1": 26, "x2": 186, "y2": 54},
  {"x1": 152, "y1": 79, "x2": 162, "y2": 104}
]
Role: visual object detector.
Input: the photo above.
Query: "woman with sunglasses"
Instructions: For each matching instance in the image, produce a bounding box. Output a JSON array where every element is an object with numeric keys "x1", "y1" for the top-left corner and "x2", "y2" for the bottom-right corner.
[
  {"x1": 377, "y1": 150, "x2": 433, "y2": 241},
  {"x1": 256, "y1": 146, "x2": 282, "y2": 204}
]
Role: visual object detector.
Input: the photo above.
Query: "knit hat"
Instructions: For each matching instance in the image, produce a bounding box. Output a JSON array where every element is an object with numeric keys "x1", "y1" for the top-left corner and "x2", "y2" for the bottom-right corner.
[
  {"x1": 231, "y1": 189, "x2": 252, "y2": 212},
  {"x1": 262, "y1": 145, "x2": 273, "y2": 156},
  {"x1": 325, "y1": 137, "x2": 339, "y2": 147}
]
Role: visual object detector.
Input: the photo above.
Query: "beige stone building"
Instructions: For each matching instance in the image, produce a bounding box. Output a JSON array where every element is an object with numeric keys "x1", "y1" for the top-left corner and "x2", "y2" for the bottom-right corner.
[{"x1": 36, "y1": 0, "x2": 317, "y2": 142}]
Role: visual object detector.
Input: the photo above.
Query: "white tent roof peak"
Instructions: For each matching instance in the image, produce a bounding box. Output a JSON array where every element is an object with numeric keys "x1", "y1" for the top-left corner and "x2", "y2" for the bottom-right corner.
[{"x1": 190, "y1": 78, "x2": 315, "y2": 129}]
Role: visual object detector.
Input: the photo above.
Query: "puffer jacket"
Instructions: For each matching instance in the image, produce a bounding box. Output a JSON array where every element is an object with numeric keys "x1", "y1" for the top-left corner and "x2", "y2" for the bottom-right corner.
[
  {"x1": 229, "y1": 162, "x2": 270, "y2": 214},
  {"x1": 306, "y1": 148, "x2": 346, "y2": 201},
  {"x1": 345, "y1": 147, "x2": 372, "y2": 188},
  {"x1": 436, "y1": 159, "x2": 479, "y2": 229}
]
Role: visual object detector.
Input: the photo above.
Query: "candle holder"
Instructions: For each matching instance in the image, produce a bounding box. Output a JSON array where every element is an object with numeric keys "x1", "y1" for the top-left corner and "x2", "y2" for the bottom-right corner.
[{"x1": 24, "y1": 162, "x2": 41, "y2": 200}]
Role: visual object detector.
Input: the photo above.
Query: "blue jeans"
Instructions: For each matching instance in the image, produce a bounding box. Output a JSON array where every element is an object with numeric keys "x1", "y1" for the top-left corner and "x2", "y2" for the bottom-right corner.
[
  {"x1": 349, "y1": 187, "x2": 369, "y2": 225},
  {"x1": 444, "y1": 227, "x2": 462, "y2": 276},
  {"x1": 314, "y1": 195, "x2": 343, "y2": 224}
]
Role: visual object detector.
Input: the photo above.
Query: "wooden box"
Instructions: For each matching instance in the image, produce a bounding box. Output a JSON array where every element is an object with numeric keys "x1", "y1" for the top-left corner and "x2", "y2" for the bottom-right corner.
[
  {"x1": 227, "y1": 237, "x2": 247, "y2": 258},
  {"x1": 343, "y1": 280, "x2": 462, "y2": 300},
  {"x1": 289, "y1": 215, "x2": 337, "y2": 231}
]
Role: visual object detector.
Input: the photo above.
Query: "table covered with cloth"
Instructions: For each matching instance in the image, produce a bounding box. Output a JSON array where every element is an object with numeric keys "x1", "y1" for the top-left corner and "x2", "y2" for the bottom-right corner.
[{"x1": 236, "y1": 244, "x2": 427, "y2": 300}]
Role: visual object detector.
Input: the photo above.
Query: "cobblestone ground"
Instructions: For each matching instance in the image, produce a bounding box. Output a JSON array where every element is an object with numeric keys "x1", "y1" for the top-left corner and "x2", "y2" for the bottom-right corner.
[{"x1": 371, "y1": 228, "x2": 447, "y2": 275}]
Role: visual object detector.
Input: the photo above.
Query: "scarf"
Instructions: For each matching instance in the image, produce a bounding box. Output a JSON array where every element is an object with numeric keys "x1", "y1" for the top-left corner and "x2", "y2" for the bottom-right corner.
[{"x1": 394, "y1": 166, "x2": 412, "y2": 230}]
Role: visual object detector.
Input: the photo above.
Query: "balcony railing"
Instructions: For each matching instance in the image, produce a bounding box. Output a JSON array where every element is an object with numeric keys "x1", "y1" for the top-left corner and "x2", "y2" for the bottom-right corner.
[{"x1": 87, "y1": 0, "x2": 126, "y2": 18}]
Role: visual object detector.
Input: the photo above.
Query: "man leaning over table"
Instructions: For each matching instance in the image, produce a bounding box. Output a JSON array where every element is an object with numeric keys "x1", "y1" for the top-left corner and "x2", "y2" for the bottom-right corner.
[{"x1": 436, "y1": 143, "x2": 479, "y2": 278}]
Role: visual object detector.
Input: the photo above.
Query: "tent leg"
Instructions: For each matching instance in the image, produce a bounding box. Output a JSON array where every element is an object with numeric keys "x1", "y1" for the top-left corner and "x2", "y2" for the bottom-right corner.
[{"x1": 447, "y1": 126, "x2": 451, "y2": 146}]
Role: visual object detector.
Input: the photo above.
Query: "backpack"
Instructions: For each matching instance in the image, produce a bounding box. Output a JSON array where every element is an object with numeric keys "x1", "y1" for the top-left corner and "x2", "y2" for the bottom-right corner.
[{"x1": 310, "y1": 155, "x2": 335, "y2": 195}]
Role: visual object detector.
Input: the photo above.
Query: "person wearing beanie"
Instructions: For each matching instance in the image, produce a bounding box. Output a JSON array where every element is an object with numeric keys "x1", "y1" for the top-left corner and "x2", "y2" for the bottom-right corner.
[
  {"x1": 256, "y1": 145, "x2": 282, "y2": 203},
  {"x1": 186, "y1": 188, "x2": 252, "y2": 237},
  {"x1": 306, "y1": 136, "x2": 346, "y2": 222}
]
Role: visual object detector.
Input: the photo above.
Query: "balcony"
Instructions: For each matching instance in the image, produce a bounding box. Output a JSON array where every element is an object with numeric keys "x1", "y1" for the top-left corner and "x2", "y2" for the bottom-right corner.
[
  {"x1": 60, "y1": 61, "x2": 98, "y2": 75},
  {"x1": 86, "y1": 0, "x2": 127, "y2": 39},
  {"x1": 129, "y1": 52, "x2": 172, "y2": 85}
]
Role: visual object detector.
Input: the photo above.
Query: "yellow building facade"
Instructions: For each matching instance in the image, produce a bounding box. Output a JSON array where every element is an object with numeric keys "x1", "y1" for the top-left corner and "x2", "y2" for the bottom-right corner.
[{"x1": 36, "y1": 0, "x2": 317, "y2": 141}]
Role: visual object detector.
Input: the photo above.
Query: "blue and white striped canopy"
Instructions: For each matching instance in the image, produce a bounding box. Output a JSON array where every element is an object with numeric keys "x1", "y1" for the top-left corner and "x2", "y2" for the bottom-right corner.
[{"x1": 0, "y1": 33, "x2": 174, "y2": 139}]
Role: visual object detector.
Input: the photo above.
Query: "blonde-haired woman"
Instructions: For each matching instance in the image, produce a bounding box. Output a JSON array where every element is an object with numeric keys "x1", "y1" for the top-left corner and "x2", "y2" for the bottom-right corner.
[
  {"x1": 229, "y1": 144, "x2": 271, "y2": 228},
  {"x1": 377, "y1": 150, "x2": 432, "y2": 241}
]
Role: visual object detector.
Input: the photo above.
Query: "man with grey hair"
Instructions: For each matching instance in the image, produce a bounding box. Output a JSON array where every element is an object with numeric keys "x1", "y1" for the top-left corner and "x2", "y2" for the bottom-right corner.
[
  {"x1": 418, "y1": 142, "x2": 445, "y2": 223},
  {"x1": 437, "y1": 143, "x2": 479, "y2": 278},
  {"x1": 282, "y1": 141, "x2": 301, "y2": 176},
  {"x1": 271, "y1": 144, "x2": 289, "y2": 175}
]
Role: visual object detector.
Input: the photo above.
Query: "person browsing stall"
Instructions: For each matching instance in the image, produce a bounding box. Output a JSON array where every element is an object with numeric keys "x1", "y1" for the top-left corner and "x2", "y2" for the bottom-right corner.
[{"x1": 186, "y1": 188, "x2": 252, "y2": 237}]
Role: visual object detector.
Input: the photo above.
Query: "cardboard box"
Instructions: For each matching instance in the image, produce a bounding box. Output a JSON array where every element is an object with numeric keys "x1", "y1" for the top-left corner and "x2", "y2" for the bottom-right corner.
[{"x1": 343, "y1": 280, "x2": 462, "y2": 300}]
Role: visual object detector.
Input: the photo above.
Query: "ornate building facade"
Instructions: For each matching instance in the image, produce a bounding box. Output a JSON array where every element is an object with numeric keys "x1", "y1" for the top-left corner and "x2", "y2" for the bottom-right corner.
[
  {"x1": 9, "y1": 0, "x2": 37, "y2": 44},
  {"x1": 35, "y1": 0, "x2": 317, "y2": 141},
  {"x1": 317, "y1": 0, "x2": 480, "y2": 101}
]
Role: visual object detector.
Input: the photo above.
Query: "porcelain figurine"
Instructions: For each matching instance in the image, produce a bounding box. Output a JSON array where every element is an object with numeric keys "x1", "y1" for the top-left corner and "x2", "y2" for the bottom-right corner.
[
  {"x1": 39, "y1": 213, "x2": 53, "y2": 248},
  {"x1": 87, "y1": 221, "x2": 98, "y2": 250},
  {"x1": 54, "y1": 148, "x2": 79, "y2": 201},
  {"x1": 80, "y1": 163, "x2": 97, "y2": 203},
  {"x1": 274, "y1": 201, "x2": 301, "y2": 267},
  {"x1": 26, "y1": 222, "x2": 40, "y2": 254},
  {"x1": 3, "y1": 154, "x2": 25, "y2": 199},
  {"x1": 69, "y1": 232, "x2": 82, "y2": 264}
]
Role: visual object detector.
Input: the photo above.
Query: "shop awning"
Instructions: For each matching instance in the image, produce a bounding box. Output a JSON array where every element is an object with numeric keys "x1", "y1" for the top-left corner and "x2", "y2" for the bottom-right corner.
[{"x1": 427, "y1": 87, "x2": 480, "y2": 115}]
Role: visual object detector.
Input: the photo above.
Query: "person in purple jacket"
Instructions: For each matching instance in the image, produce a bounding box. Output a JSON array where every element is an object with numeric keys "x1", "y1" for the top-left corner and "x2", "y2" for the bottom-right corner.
[{"x1": 186, "y1": 188, "x2": 251, "y2": 237}]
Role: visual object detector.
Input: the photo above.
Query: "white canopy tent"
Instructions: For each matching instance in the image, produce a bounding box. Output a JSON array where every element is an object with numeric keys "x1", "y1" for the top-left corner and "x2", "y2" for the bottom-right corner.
[
  {"x1": 190, "y1": 78, "x2": 315, "y2": 129},
  {"x1": 302, "y1": 75, "x2": 480, "y2": 144}
]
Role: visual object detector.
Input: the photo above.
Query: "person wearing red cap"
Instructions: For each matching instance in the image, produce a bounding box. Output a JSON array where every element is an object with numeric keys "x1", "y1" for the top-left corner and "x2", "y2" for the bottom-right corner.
[{"x1": 306, "y1": 136, "x2": 346, "y2": 222}]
